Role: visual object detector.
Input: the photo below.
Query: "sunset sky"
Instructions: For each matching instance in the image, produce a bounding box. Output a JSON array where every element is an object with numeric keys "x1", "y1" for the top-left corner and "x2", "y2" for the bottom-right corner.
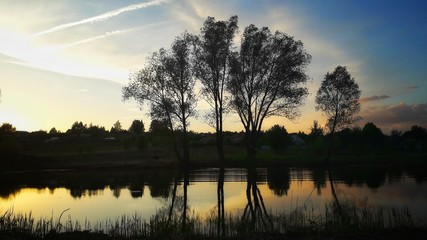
[{"x1": 0, "y1": 0, "x2": 426, "y2": 134}]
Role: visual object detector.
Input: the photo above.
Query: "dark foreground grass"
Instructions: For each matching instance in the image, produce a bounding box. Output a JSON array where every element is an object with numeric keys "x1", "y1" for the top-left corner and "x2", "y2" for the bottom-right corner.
[{"x1": 1, "y1": 201, "x2": 426, "y2": 240}]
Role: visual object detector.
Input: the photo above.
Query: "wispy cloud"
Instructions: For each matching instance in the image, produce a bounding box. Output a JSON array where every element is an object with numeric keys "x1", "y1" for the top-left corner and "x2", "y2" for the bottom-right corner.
[
  {"x1": 33, "y1": 0, "x2": 171, "y2": 36},
  {"x1": 53, "y1": 29, "x2": 131, "y2": 50},
  {"x1": 359, "y1": 95, "x2": 390, "y2": 103},
  {"x1": 406, "y1": 85, "x2": 419, "y2": 90}
]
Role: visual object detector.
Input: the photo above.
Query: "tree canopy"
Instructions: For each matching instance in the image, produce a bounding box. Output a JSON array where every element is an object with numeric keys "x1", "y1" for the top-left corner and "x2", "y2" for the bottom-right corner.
[
  {"x1": 315, "y1": 65, "x2": 361, "y2": 160},
  {"x1": 123, "y1": 33, "x2": 196, "y2": 163},
  {"x1": 193, "y1": 15, "x2": 238, "y2": 162},
  {"x1": 315, "y1": 66, "x2": 361, "y2": 134},
  {"x1": 227, "y1": 24, "x2": 311, "y2": 159}
]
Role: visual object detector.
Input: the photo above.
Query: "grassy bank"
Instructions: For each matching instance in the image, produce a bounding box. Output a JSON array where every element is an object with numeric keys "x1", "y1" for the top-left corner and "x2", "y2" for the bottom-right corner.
[
  {"x1": 1, "y1": 201, "x2": 426, "y2": 239},
  {"x1": 1, "y1": 146, "x2": 426, "y2": 172}
]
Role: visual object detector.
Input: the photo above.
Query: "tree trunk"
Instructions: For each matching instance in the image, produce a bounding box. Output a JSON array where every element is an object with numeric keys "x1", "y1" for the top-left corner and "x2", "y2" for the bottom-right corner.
[
  {"x1": 182, "y1": 126, "x2": 189, "y2": 165},
  {"x1": 325, "y1": 125, "x2": 336, "y2": 162},
  {"x1": 167, "y1": 116, "x2": 182, "y2": 163},
  {"x1": 216, "y1": 102, "x2": 225, "y2": 164},
  {"x1": 216, "y1": 130, "x2": 225, "y2": 164},
  {"x1": 245, "y1": 129, "x2": 257, "y2": 161}
]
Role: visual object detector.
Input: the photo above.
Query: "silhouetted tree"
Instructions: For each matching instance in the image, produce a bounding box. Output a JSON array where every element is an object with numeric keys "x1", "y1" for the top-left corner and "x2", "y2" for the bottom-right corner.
[
  {"x1": 390, "y1": 129, "x2": 402, "y2": 149},
  {"x1": 403, "y1": 125, "x2": 427, "y2": 141},
  {"x1": 129, "y1": 119, "x2": 145, "y2": 135},
  {"x1": 123, "y1": 33, "x2": 196, "y2": 164},
  {"x1": 264, "y1": 125, "x2": 292, "y2": 152},
  {"x1": 310, "y1": 120, "x2": 324, "y2": 137},
  {"x1": 48, "y1": 127, "x2": 59, "y2": 135},
  {"x1": 193, "y1": 16, "x2": 239, "y2": 163},
  {"x1": 110, "y1": 120, "x2": 123, "y2": 133},
  {"x1": 315, "y1": 66, "x2": 361, "y2": 161},
  {"x1": 87, "y1": 123, "x2": 107, "y2": 137},
  {"x1": 149, "y1": 119, "x2": 169, "y2": 134},
  {"x1": 227, "y1": 25, "x2": 311, "y2": 160},
  {"x1": 0, "y1": 123, "x2": 16, "y2": 134},
  {"x1": 69, "y1": 121, "x2": 87, "y2": 136},
  {"x1": 362, "y1": 122, "x2": 384, "y2": 150}
]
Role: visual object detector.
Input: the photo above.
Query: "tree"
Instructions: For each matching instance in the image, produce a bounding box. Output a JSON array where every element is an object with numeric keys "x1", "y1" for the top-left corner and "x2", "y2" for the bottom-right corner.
[
  {"x1": 129, "y1": 120, "x2": 145, "y2": 135},
  {"x1": 0, "y1": 123, "x2": 16, "y2": 135},
  {"x1": 315, "y1": 66, "x2": 361, "y2": 161},
  {"x1": 149, "y1": 119, "x2": 169, "y2": 134},
  {"x1": 227, "y1": 24, "x2": 311, "y2": 160},
  {"x1": 87, "y1": 123, "x2": 107, "y2": 137},
  {"x1": 69, "y1": 121, "x2": 87, "y2": 136},
  {"x1": 265, "y1": 125, "x2": 292, "y2": 152},
  {"x1": 309, "y1": 120, "x2": 324, "y2": 137},
  {"x1": 362, "y1": 122, "x2": 384, "y2": 149},
  {"x1": 123, "y1": 33, "x2": 196, "y2": 164},
  {"x1": 193, "y1": 16, "x2": 239, "y2": 163},
  {"x1": 110, "y1": 120, "x2": 123, "y2": 133},
  {"x1": 403, "y1": 125, "x2": 427, "y2": 141},
  {"x1": 49, "y1": 127, "x2": 60, "y2": 135}
]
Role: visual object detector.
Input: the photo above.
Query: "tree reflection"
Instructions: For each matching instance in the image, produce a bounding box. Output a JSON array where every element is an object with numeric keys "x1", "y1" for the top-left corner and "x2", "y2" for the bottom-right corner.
[
  {"x1": 242, "y1": 167, "x2": 272, "y2": 231},
  {"x1": 163, "y1": 168, "x2": 190, "y2": 235},
  {"x1": 311, "y1": 168, "x2": 327, "y2": 195},
  {"x1": 217, "y1": 167, "x2": 225, "y2": 236},
  {"x1": 266, "y1": 167, "x2": 290, "y2": 196},
  {"x1": 327, "y1": 167, "x2": 342, "y2": 216}
]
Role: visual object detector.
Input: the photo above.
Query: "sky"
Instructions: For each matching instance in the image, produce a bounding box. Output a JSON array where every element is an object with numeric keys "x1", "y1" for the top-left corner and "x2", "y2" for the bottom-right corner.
[{"x1": 0, "y1": 0, "x2": 426, "y2": 134}]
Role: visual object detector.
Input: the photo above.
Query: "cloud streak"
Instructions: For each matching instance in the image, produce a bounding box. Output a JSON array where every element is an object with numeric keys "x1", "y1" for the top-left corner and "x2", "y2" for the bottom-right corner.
[
  {"x1": 33, "y1": 0, "x2": 170, "y2": 36},
  {"x1": 359, "y1": 95, "x2": 390, "y2": 103},
  {"x1": 54, "y1": 29, "x2": 131, "y2": 50}
]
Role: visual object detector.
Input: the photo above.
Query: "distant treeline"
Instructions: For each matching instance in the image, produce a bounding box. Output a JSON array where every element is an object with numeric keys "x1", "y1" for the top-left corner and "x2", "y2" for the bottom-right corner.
[{"x1": 0, "y1": 119, "x2": 426, "y2": 157}]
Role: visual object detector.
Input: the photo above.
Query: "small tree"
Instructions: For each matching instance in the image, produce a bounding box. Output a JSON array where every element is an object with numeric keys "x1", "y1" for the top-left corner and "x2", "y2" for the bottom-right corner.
[
  {"x1": 69, "y1": 121, "x2": 87, "y2": 136},
  {"x1": 110, "y1": 120, "x2": 123, "y2": 133},
  {"x1": 227, "y1": 24, "x2": 311, "y2": 160},
  {"x1": 362, "y1": 122, "x2": 384, "y2": 150},
  {"x1": 49, "y1": 127, "x2": 60, "y2": 135},
  {"x1": 0, "y1": 123, "x2": 16, "y2": 135},
  {"x1": 149, "y1": 119, "x2": 169, "y2": 134},
  {"x1": 310, "y1": 120, "x2": 324, "y2": 137},
  {"x1": 315, "y1": 66, "x2": 361, "y2": 161},
  {"x1": 265, "y1": 125, "x2": 291, "y2": 152},
  {"x1": 129, "y1": 120, "x2": 145, "y2": 135}
]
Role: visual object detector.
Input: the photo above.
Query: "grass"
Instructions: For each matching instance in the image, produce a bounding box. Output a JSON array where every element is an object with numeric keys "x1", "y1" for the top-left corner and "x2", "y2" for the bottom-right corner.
[{"x1": 1, "y1": 201, "x2": 426, "y2": 239}]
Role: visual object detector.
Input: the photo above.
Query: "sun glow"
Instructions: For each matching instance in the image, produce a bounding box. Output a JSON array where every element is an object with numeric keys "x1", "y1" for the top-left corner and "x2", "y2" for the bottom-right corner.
[
  {"x1": 0, "y1": 28, "x2": 126, "y2": 82},
  {"x1": 0, "y1": 108, "x2": 32, "y2": 131}
]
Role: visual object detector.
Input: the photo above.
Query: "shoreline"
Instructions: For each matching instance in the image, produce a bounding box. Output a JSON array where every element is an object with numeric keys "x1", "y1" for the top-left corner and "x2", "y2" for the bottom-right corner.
[{"x1": 1, "y1": 151, "x2": 426, "y2": 172}]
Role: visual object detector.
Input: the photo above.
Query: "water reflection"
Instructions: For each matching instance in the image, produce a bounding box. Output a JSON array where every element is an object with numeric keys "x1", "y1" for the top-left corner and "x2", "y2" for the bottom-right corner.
[
  {"x1": 242, "y1": 167, "x2": 273, "y2": 231},
  {"x1": 1, "y1": 166, "x2": 426, "y2": 225}
]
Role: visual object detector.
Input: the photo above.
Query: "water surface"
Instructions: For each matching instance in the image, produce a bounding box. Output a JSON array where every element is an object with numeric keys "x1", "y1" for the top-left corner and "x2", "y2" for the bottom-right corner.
[{"x1": 1, "y1": 167, "x2": 426, "y2": 224}]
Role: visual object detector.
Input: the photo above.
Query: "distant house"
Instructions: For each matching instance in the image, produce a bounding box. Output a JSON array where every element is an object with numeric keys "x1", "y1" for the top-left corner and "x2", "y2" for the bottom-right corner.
[
  {"x1": 289, "y1": 134, "x2": 306, "y2": 146},
  {"x1": 227, "y1": 133, "x2": 244, "y2": 145},
  {"x1": 198, "y1": 135, "x2": 216, "y2": 145},
  {"x1": 44, "y1": 137, "x2": 60, "y2": 143}
]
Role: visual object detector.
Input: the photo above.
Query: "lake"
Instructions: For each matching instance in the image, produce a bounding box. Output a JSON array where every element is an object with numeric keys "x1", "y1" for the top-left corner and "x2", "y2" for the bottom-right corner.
[{"x1": 1, "y1": 166, "x2": 427, "y2": 226}]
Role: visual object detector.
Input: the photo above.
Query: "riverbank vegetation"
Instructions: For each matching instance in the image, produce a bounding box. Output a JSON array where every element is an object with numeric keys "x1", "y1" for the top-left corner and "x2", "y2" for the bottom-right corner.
[
  {"x1": 1, "y1": 120, "x2": 426, "y2": 171},
  {"x1": 1, "y1": 200, "x2": 426, "y2": 239}
]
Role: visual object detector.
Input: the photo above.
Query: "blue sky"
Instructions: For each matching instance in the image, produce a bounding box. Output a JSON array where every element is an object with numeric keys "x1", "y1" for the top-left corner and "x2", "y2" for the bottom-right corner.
[{"x1": 0, "y1": 0, "x2": 426, "y2": 133}]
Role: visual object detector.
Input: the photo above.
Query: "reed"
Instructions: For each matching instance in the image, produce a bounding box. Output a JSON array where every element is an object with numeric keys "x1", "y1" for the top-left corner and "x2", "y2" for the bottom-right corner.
[{"x1": 1, "y1": 201, "x2": 425, "y2": 239}]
